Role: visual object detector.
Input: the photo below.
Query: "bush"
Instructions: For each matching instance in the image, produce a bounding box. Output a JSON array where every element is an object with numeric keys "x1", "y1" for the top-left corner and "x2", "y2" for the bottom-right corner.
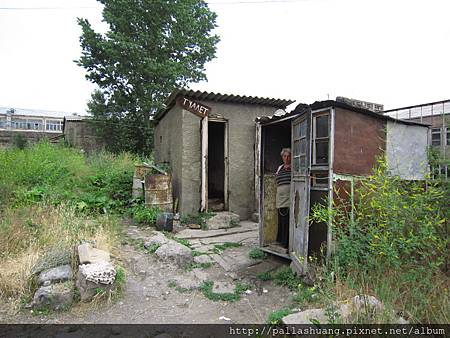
[
  {"x1": 310, "y1": 159, "x2": 450, "y2": 323},
  {"x1": 132, "y1": 204, "x2": 160, "y2": 226}
]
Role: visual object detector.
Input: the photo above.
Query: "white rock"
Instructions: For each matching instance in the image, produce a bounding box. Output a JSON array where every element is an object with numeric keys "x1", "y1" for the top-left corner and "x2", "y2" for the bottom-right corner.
[
  {"x1": 219, "y1": 316, "x2": 231, "y2": 321},
  {"x1": 78, "y1": 261, "x2": 116, "y2": 285}
]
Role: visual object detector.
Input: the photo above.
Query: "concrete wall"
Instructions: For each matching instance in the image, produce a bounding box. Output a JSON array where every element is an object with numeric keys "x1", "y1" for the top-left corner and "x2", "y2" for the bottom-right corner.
[
  {"x1": 156, "y1": 100, "x2": 279, "y2": 219},
  {"x1": 386, "y1": 121, "x2": 429, "y2": 180},
  {"x1": 0, "y1": 130, "x2": 62, "y2": 147},
  {"x1": 64, "y1": 120, "x2": 105, "y2": 154},
  {"x1": 154, "y1": 105, "x2": 183, "y2": 212},
  {"x1": 333, "y1": 107, "x2": 386, "y2": 176}
]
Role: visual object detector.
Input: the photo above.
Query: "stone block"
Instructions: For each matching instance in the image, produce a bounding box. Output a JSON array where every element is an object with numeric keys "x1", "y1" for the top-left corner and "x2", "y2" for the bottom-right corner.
[
  {"x1": 206, "y1": 212, "x2": 240, "y2": 230},
  {"x1": 77, "y1": 243, "x2": 110, "y2": 264},
  {"x1": 155, "y1": 240, "x2": 193, "y2": 268},
  {"x1": 32, "y1": 281, "x2": 74, "y2": 311},
  {"x1": 37, "y1": 265, "x2": 73, "y2": 286}
]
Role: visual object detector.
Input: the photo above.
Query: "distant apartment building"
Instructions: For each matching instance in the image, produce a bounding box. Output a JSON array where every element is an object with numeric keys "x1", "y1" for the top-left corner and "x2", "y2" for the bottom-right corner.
[
  {"x1": 384, "y1": 99, "x2": 450, "y2": 178},
  {"x1": 0, "y1": 106, "x2": 81, "y2": 146}
]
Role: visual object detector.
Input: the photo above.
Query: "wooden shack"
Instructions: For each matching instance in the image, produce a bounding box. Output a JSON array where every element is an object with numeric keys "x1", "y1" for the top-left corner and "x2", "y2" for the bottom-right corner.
[{"x1": 255, "y1": 100, "x2": 429, "y2": 273}]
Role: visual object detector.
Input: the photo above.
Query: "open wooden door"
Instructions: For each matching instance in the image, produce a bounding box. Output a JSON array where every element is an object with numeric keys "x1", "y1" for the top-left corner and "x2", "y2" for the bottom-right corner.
[
  {"x1": 290, "y1": 115, "x2": 310, "y2": 275},
  {"x1": 200, "y1": 116, "x2": 208, "y2": 212}
]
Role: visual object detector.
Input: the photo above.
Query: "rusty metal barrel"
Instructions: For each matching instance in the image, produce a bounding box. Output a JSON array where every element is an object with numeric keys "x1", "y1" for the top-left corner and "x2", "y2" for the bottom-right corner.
[
  {"x1": 144, "y1": 174, "x2": 173, "y2": 212},
  {"x1": 132, "y1": 164, "x2": 152, "y2": 198}
]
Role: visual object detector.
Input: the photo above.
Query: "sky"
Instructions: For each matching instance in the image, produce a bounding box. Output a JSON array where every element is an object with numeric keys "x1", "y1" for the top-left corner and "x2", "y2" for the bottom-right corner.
[{"x1": 0, "y1": 0, "x2": 449, "y2": 114}]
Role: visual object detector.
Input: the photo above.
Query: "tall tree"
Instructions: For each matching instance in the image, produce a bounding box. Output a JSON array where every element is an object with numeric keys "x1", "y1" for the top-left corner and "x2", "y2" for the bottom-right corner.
[{"x1": 76, "y1": 0, "x2": 219, "y2": 154}]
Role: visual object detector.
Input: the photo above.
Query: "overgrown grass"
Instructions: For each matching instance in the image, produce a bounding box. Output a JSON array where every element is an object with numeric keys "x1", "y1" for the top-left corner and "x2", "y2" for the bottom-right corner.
[{"x1": 0, "y1": 141, "x2": 137, "y2": 310}]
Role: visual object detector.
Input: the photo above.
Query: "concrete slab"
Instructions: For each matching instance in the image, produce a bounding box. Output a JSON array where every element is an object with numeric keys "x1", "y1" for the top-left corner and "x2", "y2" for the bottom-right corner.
[{"x1": 175, "y1": 221, "x2": 257, "y2": 240}]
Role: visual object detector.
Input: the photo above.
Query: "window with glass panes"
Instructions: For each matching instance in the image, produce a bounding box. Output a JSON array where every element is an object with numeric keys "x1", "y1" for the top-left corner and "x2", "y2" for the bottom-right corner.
[
  {"x1": 312, "y1": 113, "x2": 329, "y2": 165},
  {"x1": 431, "y1": 128, "x2": 441, "y2": 146},
  {"x1": 0, "y1": 118, "x2": 5, "y2": 129},
  {"x1": 293, "y1": 118, "x2": 307, "y2": 174},
  {"x1": 446, "y1": 128, "x2": 450, "y2": 146},
  {"x1": 46, "y1": 120, "x2": 62, "y2": 131}
]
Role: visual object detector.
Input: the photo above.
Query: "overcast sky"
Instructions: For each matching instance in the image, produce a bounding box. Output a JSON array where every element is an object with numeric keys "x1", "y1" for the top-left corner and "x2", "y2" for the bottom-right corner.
[{"x1": 0, "y1": 0, "x2": 449, "y2": 113}]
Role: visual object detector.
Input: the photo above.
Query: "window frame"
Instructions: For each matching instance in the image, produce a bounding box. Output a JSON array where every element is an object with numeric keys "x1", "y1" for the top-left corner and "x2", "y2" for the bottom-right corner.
[
  {"x1": 431, "y1": 127, "x2": 441, "y2": 146},
  {"x1": 312, "y1": 112, "x2": 330, "y2": 165},
  {"x1": 292, "y1": 117, "x2": 308, "y2": 175}
]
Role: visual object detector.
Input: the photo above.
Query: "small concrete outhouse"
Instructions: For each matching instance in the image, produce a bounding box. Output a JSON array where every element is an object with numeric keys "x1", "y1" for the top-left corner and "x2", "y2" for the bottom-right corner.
[
  {"x1": 255, "y1": 100, "x2": 429, "y2": 273},
  {"x1": 154, "y1": 89, "x2": 294, "y2": 220}
]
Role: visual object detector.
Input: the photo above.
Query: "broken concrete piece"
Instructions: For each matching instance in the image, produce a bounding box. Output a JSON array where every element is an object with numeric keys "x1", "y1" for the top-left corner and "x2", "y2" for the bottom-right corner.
[
  {"x1": 282, "y1": 308, "x2": 328, "y2": 324},
  {"x1": 32, "y1": 281, "x2": 74, "y2": 311},
  {"x1": 77, "y1": 243, "x2": 110, "y2": 264},
  {"x1": 206, "y1": 212, "x2": 240, "y2": 230},
  {"x1": 143, "y1": 232, "x2": 169, "y2": 249},
  {"x1": 212, "y1": 281, "x2": 235, "y2": 294},
  {"x1": 193, "y1": 255, "x2": 214, "y2": 265},
  {"x1": 37, "y1": 264, "x2": 73, "y2": 286},
  {"x1": 155, "y1": 240, "x2": 193, "y2": 267},
  {"x1": 76, "y1": 263, "x2": 116, "y2": 302},
  {"x1": 78, "y1": 261, "x2": 116, "y2": 285}
]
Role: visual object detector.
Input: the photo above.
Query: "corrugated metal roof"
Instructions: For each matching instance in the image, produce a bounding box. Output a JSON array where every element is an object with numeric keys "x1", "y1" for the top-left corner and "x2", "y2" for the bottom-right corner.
[
  {"x1": 155, "y1": 89, "x2": 295, "y2": 122},
  {"x1": 256, "y1": 101, "x2": 429, "y2": 127}
]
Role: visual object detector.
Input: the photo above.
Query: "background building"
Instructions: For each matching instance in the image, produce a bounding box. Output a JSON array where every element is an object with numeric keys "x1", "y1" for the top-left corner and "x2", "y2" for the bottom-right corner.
[
  {"x1": 384, "y1": 99, "x2": 450, "y2": 177},
  {"x1": 0, "y1": 106, "x2": 81, "y2": 146}
]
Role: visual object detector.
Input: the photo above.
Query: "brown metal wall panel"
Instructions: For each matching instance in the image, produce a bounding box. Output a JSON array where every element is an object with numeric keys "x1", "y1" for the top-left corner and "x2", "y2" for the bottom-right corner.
[{"x1": 333, "y1": 107, "x2": 386, "y2": 176}]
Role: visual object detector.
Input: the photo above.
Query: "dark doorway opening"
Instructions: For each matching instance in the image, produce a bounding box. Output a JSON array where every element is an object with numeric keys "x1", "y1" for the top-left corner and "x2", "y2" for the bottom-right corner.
[
  {"x1": 208, "y1": 121, "x2": 225, "y2": 211},
  {"x1": 261, "y1": 119, "x2": 291, "y2": 253}
]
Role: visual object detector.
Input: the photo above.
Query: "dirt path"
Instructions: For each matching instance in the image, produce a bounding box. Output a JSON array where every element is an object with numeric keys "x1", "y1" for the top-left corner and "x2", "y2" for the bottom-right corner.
[{"x1": 1, "y1": 221, "x2": 295, "y2": 324}]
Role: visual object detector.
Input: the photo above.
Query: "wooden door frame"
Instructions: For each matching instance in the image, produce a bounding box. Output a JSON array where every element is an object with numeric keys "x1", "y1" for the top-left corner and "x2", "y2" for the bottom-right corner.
[
  {"x1": 202, "y1": 117, "x2": 229, "y2": 211},
  {"x1": 290, "y1": 114, "x2": 310, "y2": 274}
]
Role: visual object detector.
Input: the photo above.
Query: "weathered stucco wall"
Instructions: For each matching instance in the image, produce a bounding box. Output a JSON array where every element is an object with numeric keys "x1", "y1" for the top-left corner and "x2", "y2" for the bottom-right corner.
[
  {"x1": 333, "y1": 107, "x2": 386, "y2": 176},
  {"x1": 156, "y1": 99, "x2": 279, "y2": 219},
  {"x1": 154, "y1": 105, "x2": 183, "y2": 212},
  {"x1": 180, "y1": 109, "x2": 202, "y2": 216},
  {"x1": 386, "y1": 121, "x2": 429, "y2": 180}
]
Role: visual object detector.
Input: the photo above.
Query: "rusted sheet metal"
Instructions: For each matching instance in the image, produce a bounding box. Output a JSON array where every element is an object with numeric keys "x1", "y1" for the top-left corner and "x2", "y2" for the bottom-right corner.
[
  {"x1": 333, "y1": 107, "x2": 386, "y2": 176},
  {"x1": 144, "y1": 174, "x2": 173, "y2": 212},
  {"x1": 145, "y1": 174, "x2": 171, "y2": 190}
]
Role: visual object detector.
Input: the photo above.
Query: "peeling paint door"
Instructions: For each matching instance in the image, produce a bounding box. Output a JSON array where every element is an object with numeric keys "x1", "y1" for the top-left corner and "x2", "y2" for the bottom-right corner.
[
  {"x1": 290, "y1": 115, "x2": 310, "y2": 274},
  {"x1": 200, "y1": 116, "x2": 208, "y2": 212}
]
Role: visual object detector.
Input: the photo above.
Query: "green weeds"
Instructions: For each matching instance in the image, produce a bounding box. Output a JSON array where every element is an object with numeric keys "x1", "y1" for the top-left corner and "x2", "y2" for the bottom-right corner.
[{"x1": 248, "y1": 248, "x2": 266, "y2": 260}]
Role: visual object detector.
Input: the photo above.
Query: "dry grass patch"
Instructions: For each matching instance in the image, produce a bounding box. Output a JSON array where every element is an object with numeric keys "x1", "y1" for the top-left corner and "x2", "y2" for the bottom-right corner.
[{"x1": 0, "y1": 203, "x2": 122, "y2": 312}]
